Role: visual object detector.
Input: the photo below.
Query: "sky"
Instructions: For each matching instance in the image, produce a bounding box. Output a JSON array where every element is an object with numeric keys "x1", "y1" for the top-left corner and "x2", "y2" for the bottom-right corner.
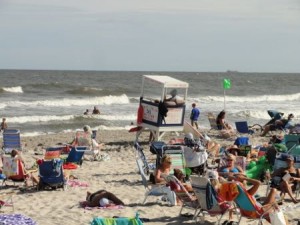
[{"x1": 0, "y1": 0, "x2": 299, "y2": 73}]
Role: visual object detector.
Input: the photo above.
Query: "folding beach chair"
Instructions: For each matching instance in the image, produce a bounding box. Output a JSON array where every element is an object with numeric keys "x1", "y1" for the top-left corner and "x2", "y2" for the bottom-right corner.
[
  {"x1": 284, "y1": 134, "x2": 300, "y2": 153},
  {"x1": 134, "y1": 142, "x2": 155, "y2": 175},
  {"x1": 2, "y1": 156, "x2": 26, "y2": 186},
  {"x1": 235, "y1": 121, "x2": 255, "y2": 135},
  {"x1": 0, "y1": 192, "x2": 15, "y2": 212},
  {"x1": 65, "y1": 146, "x2": 90, "y2": 166},
  {"x1": 2, "y1": 129, "x2": 23, "y2": 154},
  {"x1": 162, "y1": 145, "x2": 186, "y2": 175},
  {"x1": 136, "y1": 158, "x2": 170, "y2": 205},
  {"x1": 190, "y1": 176, "x2": 231, "y2": 225},
  {"x1": 38, "y1": 158, "x2": 66, "y2": 190},
  {"x1": 207, "y1": 112, "x2": 218, "y2": 130},
  {"x1": 44, "y1": 146, "x2": 62, "y2": 160},
  {"x1": 233, "y1": 182, "x2": 276, "y2": 225},
  {"x1": 162, "y1": 174, "x2": 199, "y2": 219}
]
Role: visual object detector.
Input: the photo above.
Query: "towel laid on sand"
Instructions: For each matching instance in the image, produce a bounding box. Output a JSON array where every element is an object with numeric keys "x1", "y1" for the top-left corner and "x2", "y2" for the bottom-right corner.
[
  {"x1": 67, "y1": 180, "x2": 89, "y2": 188},
  {"x1": 0, "y1": 214, "x2": 37, "y2": 225},
  {"x1": 90, "y1": 216, "x2": 143, "y2": 225}
]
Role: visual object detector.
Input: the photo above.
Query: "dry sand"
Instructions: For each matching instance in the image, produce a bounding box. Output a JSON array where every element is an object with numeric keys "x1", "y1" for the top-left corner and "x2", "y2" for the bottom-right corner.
[{"x1": 1, "y1": 129, "x2": 299, "y2": 225}]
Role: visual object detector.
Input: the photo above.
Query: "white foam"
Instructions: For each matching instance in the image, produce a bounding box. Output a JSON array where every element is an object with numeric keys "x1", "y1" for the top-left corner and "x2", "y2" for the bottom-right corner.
[
  {"x1": 99, "y1": 114, "x2": 136, "y2": 121},
  {"x1": 199, "y1": 93, "x2": 300, "y2": 103},
  {"x1": 7, "y1": 115, "x2": 77, "y2": 124},
  {"x1": 7, "y1": 94, "x2": 129, "y2": 108},
  {"x1": 2, "y1": 86, "x2": 23, "y2": 93},
  {"x1": 6, "y1": 113, "x2": 137, "y2": 124}
]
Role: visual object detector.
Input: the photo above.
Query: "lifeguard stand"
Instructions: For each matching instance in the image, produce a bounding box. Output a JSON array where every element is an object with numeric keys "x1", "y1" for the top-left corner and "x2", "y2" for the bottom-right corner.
[{"x1": 136, "y1": 75, "x2": 189, "y2": 141}]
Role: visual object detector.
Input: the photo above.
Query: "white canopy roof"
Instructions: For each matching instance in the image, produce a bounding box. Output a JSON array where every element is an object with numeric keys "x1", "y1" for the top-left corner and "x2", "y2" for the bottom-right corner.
[{"x1": 143, "y1": 75, "x2": 189, "y2": 88}]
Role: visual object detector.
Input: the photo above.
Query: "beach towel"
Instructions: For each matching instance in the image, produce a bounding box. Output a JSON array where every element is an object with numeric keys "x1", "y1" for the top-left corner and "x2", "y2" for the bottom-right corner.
[
  {"x1": 218, "y1": 182, "x2": 239, "y2": 202},
  {"x1": 63, "y1": 162, "x2": 78, "y2": 170},
  {"x1": 80, "y1": 201, "x2": 124, "y2": 210},
  {"x1": 0, "y1": 214, "x2": 37, "y2": 225},
  {"x1": 67, "y1": 180, "x2": 89, "y2": 188},
  {"x1": 90, "y1": 215, "x2": 143, "y2": 225}
]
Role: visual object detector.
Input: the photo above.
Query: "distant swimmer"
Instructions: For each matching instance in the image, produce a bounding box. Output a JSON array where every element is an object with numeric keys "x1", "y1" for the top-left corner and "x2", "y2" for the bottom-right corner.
[
  {"x1": 92, "y1": 106, "x2": 100, "y2": 115},
  {"x1": 0, "y1": 118, "x2": 7, "y2": 131},
  {"x1": 84, "y1": 109, "x2": 90, "y2": 115}
]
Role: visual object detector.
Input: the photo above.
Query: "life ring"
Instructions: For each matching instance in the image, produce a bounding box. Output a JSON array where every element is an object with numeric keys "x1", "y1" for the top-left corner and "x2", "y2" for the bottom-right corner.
[{"x1": 137, "y1": 104, "x2": 144, "y2": 125}]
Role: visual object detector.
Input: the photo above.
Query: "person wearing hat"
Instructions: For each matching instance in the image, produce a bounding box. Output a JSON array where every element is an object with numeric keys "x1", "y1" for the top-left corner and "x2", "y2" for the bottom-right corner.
[
  {"x1": 270, "y1": 155, "x2": 300, "y2": 204},
  {"x1": 261, "y1": 113, "x2": 295, "y2": 136}
]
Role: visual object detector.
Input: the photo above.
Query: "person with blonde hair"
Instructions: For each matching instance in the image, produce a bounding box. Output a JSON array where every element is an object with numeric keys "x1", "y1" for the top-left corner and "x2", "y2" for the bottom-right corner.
[
  {"x1": 153, "y1": 154, "x2": 177, "y2": 205},
  {"x1": 218, "y1": 153, "x2": 244, "y2": 177}
]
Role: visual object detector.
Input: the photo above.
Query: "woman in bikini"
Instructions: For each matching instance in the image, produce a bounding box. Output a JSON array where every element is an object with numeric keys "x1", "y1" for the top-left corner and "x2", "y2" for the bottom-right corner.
[
  {"x1": 86, "y1": 190, "x2": 125, "y2": 207},
  {"x1": 218, "y1": 154, "x2": 244, "y2": 178}
]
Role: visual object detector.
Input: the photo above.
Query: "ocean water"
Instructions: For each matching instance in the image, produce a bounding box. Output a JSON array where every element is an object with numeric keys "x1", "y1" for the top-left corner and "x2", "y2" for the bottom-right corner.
[{"x1": 0, "y1": 70, "x2": 299, "y2": 136}]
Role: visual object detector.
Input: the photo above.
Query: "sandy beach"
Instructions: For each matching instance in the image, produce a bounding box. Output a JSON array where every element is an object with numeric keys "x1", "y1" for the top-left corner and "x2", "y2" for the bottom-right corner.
[{"x1": 1, "y1": 129, "x2": 300, "y2": 225}]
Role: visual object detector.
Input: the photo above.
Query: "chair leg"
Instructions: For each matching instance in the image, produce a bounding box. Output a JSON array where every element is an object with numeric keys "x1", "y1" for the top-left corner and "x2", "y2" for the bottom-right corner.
[{"x1": 142, "y1": 194, "x2": 149, "y2": 205}]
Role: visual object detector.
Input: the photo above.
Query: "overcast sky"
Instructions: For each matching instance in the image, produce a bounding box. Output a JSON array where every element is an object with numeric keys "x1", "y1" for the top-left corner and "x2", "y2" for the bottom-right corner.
[{"x1": 0, "y1": 0, "x2": 299, "y2": 72}]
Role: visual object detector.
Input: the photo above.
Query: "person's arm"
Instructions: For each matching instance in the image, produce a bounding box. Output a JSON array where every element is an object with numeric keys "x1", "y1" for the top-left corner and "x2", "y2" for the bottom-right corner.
[
  {"x1": 236, "y1": 165, "x2": 245, "y2": 174},
  {"x1": 154, "y1": 169, "x2": 166, "y2": 184},
  {"x1": 232, "y1": 174, "x2": 261, "y2": 196}
]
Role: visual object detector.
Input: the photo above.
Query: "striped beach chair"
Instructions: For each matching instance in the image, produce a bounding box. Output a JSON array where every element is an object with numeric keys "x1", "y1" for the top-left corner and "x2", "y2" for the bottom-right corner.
[
  {"x1": 2, "y1": 129, "x2": 23, "y2": 153},
  {"x1": 162, "y1": 145, "x2": 186, "y2": 175}
]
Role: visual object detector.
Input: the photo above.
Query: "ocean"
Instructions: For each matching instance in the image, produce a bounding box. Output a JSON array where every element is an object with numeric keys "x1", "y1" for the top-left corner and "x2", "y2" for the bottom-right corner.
[{"x1": 0, "y1": 70, "x2": 299, "y2": 136}]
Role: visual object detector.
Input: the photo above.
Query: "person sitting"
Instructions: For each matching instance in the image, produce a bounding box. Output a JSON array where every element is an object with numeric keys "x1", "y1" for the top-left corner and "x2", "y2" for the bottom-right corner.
[
  {"x1": 92, "y1": 106, "x2": 100, "y2": 115},
  {"x1": 269, "y1": 155, "x2": 300, "y2": 203},
  {"x1": 222, "y1": 174, "x2": 279, "y2": 222},
  {"x1": 216, "y1": 110, "x2": 235, "y2": 138},
  {"x1": 83, "y1": 109, "x2": 89, "y2": 115},
  {"x1": 261, "y1": 113, "x2": 294, "y2": 137},
  {"x1": 164, "y1": 89, "x2": 185, "y2": 106},
  {"x1": 71, "y1": 125, "x2": 105, "y2": 161},
  {"x1": 218, "y1": 154, "x2": 244, "y2": 177},
  {"x1": 86, "y1": 189, "x2": 125, "y2": 207},
  {"x1": 9, "y1": 149, "x2": 39, "y2": 187},
  {"x1": 171, "y1": 168, "x2": 193, "y2": 192},
  {"x1": 153, "y1": 155, "x2": 177, "y2": 205}
]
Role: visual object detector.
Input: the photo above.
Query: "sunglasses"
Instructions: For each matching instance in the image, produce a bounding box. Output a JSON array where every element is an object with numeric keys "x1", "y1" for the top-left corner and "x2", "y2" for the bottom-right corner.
[{"x1": 226, "y1": 159, "x2": 233, "y2": 162}]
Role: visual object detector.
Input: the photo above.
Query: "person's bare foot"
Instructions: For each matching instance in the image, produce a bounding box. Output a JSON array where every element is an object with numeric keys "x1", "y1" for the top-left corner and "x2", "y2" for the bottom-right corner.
[{"x1": 292, "y1": 198, "x2": 299, "y2": 204}]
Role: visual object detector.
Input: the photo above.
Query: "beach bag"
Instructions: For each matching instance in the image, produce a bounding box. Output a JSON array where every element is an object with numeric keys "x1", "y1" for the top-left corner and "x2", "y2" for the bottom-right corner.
[{"x1": 269, "y1": 209, "x2": 287, "y2": 225}]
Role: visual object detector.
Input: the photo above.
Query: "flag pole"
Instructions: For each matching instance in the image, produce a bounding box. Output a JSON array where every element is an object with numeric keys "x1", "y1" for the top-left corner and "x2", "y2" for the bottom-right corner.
[{"x1": 224, "y1": 89, "x2": 226, "y2": 110}]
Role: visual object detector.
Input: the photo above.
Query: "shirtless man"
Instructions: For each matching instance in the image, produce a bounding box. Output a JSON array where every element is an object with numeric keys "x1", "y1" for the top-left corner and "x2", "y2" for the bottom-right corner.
[{"x1": 86, "y1": 189, "x2": 125, "y2": 207}]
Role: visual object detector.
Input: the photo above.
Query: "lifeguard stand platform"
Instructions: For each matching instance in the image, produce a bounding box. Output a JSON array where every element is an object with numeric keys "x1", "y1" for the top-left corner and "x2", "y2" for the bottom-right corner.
[{"x1": 136, "y1": 75, "x2": 189, "y2": 141}]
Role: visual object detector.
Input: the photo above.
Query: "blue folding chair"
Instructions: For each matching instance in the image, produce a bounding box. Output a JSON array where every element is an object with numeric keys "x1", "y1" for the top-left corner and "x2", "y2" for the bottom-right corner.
[
  {"x1": 38, "y1": 159, "x2": 66, "y2": 190},
  {"x1": 235, "y1": 121, "x2": 254, "y2": 135},
  {"x1": 65, "y1": 146, "x2": 89, "y2": 166},
  {"x1": 2, "y1": 129, "x2": 22, "y2": 153}
]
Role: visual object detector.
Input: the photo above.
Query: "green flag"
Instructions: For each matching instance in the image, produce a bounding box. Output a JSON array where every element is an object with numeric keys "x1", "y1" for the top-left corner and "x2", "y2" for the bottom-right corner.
[{"x1": 223, "y1": 79, "x2": 231, "y2": 89}]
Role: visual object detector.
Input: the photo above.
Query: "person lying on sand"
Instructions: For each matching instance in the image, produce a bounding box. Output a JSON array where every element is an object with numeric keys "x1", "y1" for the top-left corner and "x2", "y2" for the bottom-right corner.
[{"x1": 86, "y1": 189, "x2": 125, "y2": 207}]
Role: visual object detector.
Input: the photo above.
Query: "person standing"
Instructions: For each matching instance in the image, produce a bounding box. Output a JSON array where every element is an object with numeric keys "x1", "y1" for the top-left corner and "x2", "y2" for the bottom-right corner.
[
  {"x1": 0, "y1": 118, "x2": 8, "y2": 131},
  {"x1": 190, "y1": 103, "x2": 200, "y2": 129}
]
